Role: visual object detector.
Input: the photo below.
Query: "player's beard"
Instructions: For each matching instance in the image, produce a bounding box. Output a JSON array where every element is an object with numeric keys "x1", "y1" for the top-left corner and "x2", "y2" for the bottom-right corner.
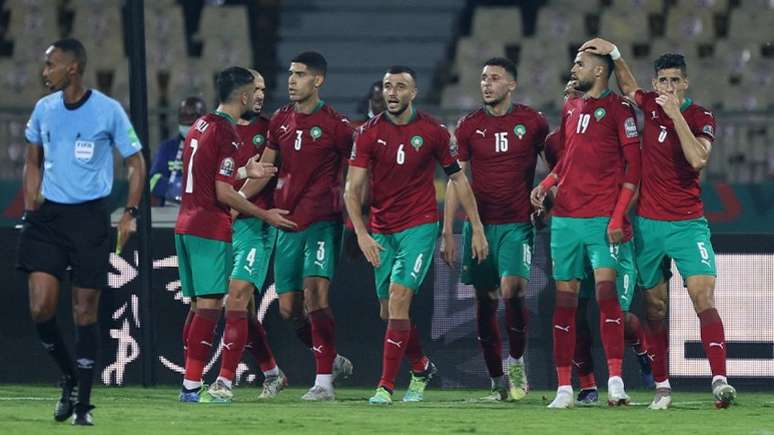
[
  {"x1": 483, "y1": 93, "x2": 507, "y2": 108},
  {"x1": 240, "y1": 109, "x2": 258, "y2": 122},
  {"x1": 574, "y1": 78, "x2": 593, "y2": 92},
  {"x1": 387, "y1": 100, "x2": 410, "y2": 117}
]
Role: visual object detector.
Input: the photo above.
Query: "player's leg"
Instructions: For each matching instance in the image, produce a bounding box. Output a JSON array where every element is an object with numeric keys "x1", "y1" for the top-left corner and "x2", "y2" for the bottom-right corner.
[
  {"x1": 574, "y1": 271, "x2": 598, "y2": 405},
  {"x1": 209, "y1": 278, "x2": 253, "y2": 399},
  {"x1": 462, "y1": 222, "x2": 505, "y2": 399},
  {"x1": 274, "y1": 229, "x2": 313, "y2": 348},
  {"x1": 587, "y1": 217, "x2": 627, "y2": 406},
  {"x1": 498, "y1": 223, "x2": 534, "y2": 400},
  {"x1": 246, "y1": 295, "x2": 286, "y2": 399},
  {"x1": 177, "y1": 235, "x2": 230, "y2": 402},
  {"x1": 617, "y1": 241, "x2": 654, "y2": 388},
  {"x1": 301, "y1": 221, "x2": 349, "y2": 399},
  {"x1": 547, "y1": 217, "x2": 584, "y2": 409},
  {"x1": 669, "y1": 217, "x2": 735, "y2": 407},
  {"x1": 175, "y1": 234, "x2": 196, "y2": 361}
]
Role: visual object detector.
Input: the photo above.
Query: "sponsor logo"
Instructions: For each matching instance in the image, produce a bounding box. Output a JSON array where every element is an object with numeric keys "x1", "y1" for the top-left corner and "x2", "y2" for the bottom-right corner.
[
  {"x1": 709, "y1": 342, "x2": 725, "y2": 350},
  {"x1": 475, "y1": 129, "x2": 486, "y2": 137},
  {"x1": 279, "y1": 124, "x2": 289, "y2": 133},
  {"x1": 386, "y1": 338, "x2": 403, "y2": 348},
  {"x1": 377, "y1": 139, "x2": 387, "y2": 146},
  {"x1": 312, "y1": 345, "x2": 324, "y2": 353},
  {"x1": 624, "y1": 117, "x2": 638, "y2": 138},
  {"x1": 554, "y1": 324, "x2": 570, "y2": 332},
  {"x1": 605, "y1": 318, "x2": 622, "y2": 325}
]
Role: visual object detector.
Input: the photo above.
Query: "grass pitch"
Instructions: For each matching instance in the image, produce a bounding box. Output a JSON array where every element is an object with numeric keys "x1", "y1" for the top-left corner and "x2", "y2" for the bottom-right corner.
[{"x1": 0, "y1": 385, "x2": 772, "y2": 434}]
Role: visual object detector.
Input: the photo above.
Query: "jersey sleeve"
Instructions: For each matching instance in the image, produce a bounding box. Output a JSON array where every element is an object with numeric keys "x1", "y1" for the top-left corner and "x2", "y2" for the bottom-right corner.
[
  {"x1": 348, "y1": 127, "x2": 373, "y2": 168},
  {"x1": 454, "y1": 117, "x2": 472, "y2": 162},
  {"x1": 534, "y1": 112, "x2": 550, "y2": 152},
  {"x1": 544, "y1": 129, "x2": 562, "y2": 170},
  {"x1": 266, "y1": 113, "x2": 281, "y2": 151},
  {"x1": 616, "y1": 100, "x2": 641, "y2": 146},
  {"x1": 111, "y1": 101, "x2": 143, "y2": 158},
  {"x1": 334, "y1": 116, "x2": 355, "y2": 156},
  {"x1": 689, "y1": 109, "x2": 716, "y2": 143},
  {"x1": 24, "y1": 100, "x2": 43, "y2": 145},
  {"x1": 433, "y1": 124, "x2": 457, "y2": 168},
  {"x1": 215, "y1": 128, "x2": 238, "y2": 183},
  {"x1": 634, "y1": 90, "x2": 658, "y2": 112}
]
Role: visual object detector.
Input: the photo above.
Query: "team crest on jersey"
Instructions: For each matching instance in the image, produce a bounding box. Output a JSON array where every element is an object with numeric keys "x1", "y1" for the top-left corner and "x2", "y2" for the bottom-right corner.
[
  {"x1": 310, "y1": 126, "x2": 322, "y2": 140},
  {"x1": 252, "y1": 134, "x2": 265, "y2": 145},
  {"x1": 594, "y1": 107, "x2": 606, "y2": 121},
  {"x1": 624, "y1": 117, "x2": 638, "y2": 138},
  {"x1": 702, "y1": 124, "x2": 714, "y2": 137},
  {"x1": 513, "y1": 124, "x2": 526, "y2": 139},
  {"x1": 410, "y1": 135, "x2": 424, "y2": 151},
  {"x1": 219, "y1": 157, "x2": 235, "y2": 177}
]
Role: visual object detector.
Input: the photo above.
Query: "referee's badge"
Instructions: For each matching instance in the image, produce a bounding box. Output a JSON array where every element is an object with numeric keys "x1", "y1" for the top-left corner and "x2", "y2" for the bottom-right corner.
[{"x1": 74, "y1": 140, "x2": 95, "y2": 162}]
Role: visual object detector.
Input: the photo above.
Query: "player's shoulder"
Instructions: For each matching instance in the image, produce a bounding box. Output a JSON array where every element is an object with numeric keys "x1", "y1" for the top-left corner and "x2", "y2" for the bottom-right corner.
[
  {"x1": 607, "y1": 92, "x2": 636, "y2": 113},
  {"x1": 355, "y1": 112, "x2": 385, "y2": 139},
  {"x1": 512, "y1": 103, "x2": 547, "y2": 123},
  {"x1": 416, "y1": 110, "x2": 447, "y2": 131},
  {"x1": 456, "y1": 108, "x2": 486, "y2": 129},
  {"x1": 687, "y1": 100, "x2": 714, "y2": 117}
]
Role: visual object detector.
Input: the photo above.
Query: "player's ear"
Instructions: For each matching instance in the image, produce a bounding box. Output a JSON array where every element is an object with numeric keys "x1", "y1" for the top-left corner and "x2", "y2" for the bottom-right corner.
[
  {"x1": 508, "y1": 79, "x2": 517, "y2": 93},
  {"x1": 314, "y1": 73, "x2": 325, "y2": 89},
  {"x1": 651, "y1": 77, "x2": 658, "y2": 91}
]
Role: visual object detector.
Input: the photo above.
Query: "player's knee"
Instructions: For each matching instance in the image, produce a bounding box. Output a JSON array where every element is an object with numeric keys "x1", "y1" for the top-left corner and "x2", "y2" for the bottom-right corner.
[
  {"x1": 72, "y1": 303, "x2": 98, "y2": 325},
  {"x1": 279, "y1": 304, "x2": 296, "y2": 321},
  {"x1": 29, "y1": 300, "x2": 55, "y2": 322},
  {"x1": 500, "y1": 277, "x2": 526, "y2": 298},
  {"x1": 646, "y1": 301, "x2": 666, "y2": 322}
]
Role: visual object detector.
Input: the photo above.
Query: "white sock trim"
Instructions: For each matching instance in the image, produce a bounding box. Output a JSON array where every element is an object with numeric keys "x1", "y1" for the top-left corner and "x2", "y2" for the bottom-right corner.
[{"x1": 315, "y1": 374, "x2": 333, "y2": 390}]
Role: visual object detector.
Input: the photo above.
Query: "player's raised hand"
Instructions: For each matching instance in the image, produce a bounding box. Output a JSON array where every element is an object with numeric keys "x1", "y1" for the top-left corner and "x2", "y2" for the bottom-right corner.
[
  {"x1": 530, "y1": 185, "x2": 547, "y2": 209},
  {"x1": 579, "y1": 37, "x2": 615, "y2": 56},
  {"x1": 439, "y1": 231, "x2": 457, "y2": 267},
  {"x1": 656, "y1": 92, "x2": 681, "y2": 119},
  {"x1": 470, "y1": 227, "x2": 489, "y2": 263},
  {"x1": 245, "y1": 156, "x2": 278, "y2": 179},
  {"x1": 356, "y1": 233, "x2": 384, "y2": 267},
  {"x1": 265, "y1": 208, "x2": 297, "y2": 230}
]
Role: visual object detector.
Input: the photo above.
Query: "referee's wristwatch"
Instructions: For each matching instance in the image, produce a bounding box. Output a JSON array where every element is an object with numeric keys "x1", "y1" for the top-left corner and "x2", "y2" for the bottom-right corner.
[{"x1": 124, "y1": 206, "x2": 139, "y2": 218}]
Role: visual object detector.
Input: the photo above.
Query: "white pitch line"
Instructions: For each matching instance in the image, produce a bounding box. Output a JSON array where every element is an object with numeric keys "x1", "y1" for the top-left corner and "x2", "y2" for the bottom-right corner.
[{"x1": 0, "y1": 397, "x2": 56, "y2": 401}]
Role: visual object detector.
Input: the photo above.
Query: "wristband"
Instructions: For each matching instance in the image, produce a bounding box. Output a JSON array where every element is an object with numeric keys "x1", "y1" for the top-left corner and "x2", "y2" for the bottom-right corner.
[
  {"x1": 609, "y1": 45, "x2": 621, "y2": 61},
  {"x1": 237, "y1": 166, "x2": 247, "y2": 180},
  {"x1": 539, "y1": 175, "x2": 558, "y2": 191},
  {"x1": 238, "y1": 191, "x2": 247, "y2": 199}
]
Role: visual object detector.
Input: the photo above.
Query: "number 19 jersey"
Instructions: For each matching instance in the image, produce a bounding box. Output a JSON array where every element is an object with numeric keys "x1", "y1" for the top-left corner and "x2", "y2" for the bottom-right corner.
[{"x1": 175, "y1": 112, "x2": 241, "y2": 242}]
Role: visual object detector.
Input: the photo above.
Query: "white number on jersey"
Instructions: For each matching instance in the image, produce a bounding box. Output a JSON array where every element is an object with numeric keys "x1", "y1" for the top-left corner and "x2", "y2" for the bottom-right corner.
[
  {"x1": 185, "y1": 138, "x2": 199, "y2": 193},
  {"x1": 294, "y1": 130, "x2": 303, "y2": 151},
  {"x1": 576, "y1": 114, "x2": 591, "y2": 134},
  {"x1": 495, "y1": 132, "x2": 508, "y2": 152}
]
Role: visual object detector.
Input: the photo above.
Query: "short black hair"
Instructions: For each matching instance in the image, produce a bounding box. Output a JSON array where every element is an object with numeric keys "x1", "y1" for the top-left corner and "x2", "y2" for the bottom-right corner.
[
  {"x1": 588, "y1": 52, "x2": 614, "y2": 78},
  {"x1": 215, "y1": 66, "x2": 254, "y2": 103},
  {"x1": 291, "y1": 51, "x2": 327, "y2": 76},
  {"x1": 654, "y1": 53, "x2": 688, "y2": 77},
  {"x1": 385, "y1": 65, "x2": 417, "y2": 81},
  {"x1": 484, "y1": 57, "x2": 518, "y2": 80},
  {"x1": 51, "y1": 38, "x2": 87, "y2": 73}
]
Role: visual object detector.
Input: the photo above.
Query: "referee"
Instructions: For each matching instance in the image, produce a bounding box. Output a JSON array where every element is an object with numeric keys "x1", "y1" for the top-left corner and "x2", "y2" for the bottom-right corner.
[{"x1": 17, "y1": 38, "x2": 146, "y2": 426}]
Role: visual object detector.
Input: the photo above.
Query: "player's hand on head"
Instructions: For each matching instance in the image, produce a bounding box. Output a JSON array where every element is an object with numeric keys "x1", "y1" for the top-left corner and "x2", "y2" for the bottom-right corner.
[
  {"x1": 266, "y1": 208, "x2": 297, "y2": 230},
  {"x1": 356, "y1": 233, "x2": 383, "y2": 267},
  {"x1": 579, "y1": 37, "x2": 615, "y2": 55},
  {"x1": 439, "y1": 231, "x2": 457, "y2": 267},
  {"x1": 246, "y1": 156, "x2": 277, "y2": 179}
]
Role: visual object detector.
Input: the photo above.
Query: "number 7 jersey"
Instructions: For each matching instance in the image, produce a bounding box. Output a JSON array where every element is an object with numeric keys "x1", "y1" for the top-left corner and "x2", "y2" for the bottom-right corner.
[{"x1": 175, "y1": 112, "x2": 241, "y2": 242}]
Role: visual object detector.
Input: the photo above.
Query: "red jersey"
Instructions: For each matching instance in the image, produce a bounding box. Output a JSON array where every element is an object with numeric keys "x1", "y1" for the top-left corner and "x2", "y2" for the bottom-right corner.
[
  {"x1": 349, "y1": 110, "x2": 456, "y2": 234},
  {"x1": 634, "y1": 90, "x2": 715, "y2": 221},
  {"x1": 552, "y1": 90, "x2": 640, "y2": 218},
  {"x1": 544, "y1": 127, "x2": 562, "y2": 170},
  {"x1": 234, "y1": 115, "x2": 274, "y2": 212},
  {"x1": 455, "y1": 104, "x2": 548, "y2": 224},
  {"x1": 267, "y1": 102, "x2": 353, "y2": 231},
  {"x1": 175, "y1": 112, "x2": 241, "y2": 242}
]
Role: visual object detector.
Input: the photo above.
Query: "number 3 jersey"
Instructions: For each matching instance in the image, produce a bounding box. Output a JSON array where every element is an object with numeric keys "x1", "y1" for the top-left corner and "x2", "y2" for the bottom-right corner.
[
  {"x1": 454, "y1": 104, "x2": 549, "y2": 224},
  {"x1": 175, "y1": 112, "x2": 241, "y2": 242},
  {"x1": 552, "y1": 91, "x2": 640, "y2": 218},
  {"x1": 349, "y1": 110, "x2": 457, "y2": 234},
  {"x1": 267, "y1": 102, "x2": 354, "y2": 231},
  {"x1": 634, "y1": 90, "x2": 716, "y2": 221}
]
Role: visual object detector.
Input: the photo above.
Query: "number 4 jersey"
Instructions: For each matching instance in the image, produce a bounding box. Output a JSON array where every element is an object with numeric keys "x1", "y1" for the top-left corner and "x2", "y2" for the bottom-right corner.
[{"x1": 175, "y1": 112, "x2": 242, "y2": 242}]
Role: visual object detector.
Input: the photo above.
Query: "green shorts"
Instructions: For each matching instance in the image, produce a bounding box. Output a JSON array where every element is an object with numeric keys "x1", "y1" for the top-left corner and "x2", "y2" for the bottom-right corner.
[
  {"x1": 274, "y1": 220, "x2": 341, "y2": 294},
  {"x1": 634, "y1": 216, "x2": 716, "y2": 289},
  {"x1": 461, "y1": 221, "x2": 533, "y2": 290},
  {"x1": 231, "y1": 217, "x2": 277, "y2": 290},
  {"x1": 175, "y1": 233, "x2": 232, "y2": 298},
  {"x1": 551, "y1": 216, "x2": 619, "y2": 281},
  {"x1": 579, "y1": 239, "x2": 636, "y2": 311},
  {"x1": 373, "y1": 222, "x2": 438, "y2": 300}
]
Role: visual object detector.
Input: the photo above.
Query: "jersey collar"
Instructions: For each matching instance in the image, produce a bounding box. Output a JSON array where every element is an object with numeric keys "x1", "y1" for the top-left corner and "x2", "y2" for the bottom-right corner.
[
  {"x1": 587, "y1": 88, "x2": 611, "y2": 100},
  {"x1": 213, "y1": 111, "x2": 237, "y2": 124},
  {"x1": 483, "y1": 103, "x2": 514, "y2": 117},
  {"x1": 680, "y1": 97, "x2": 693, "y2": 112},
  {"x1": 384, "y1": 107, "x2": 417, "y2": 125}
]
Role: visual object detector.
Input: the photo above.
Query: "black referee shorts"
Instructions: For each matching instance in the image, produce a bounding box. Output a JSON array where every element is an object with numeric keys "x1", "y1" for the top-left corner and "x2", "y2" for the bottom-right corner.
[{"x1": 16, "y1": 197, "x2": 111, "y2": 289}]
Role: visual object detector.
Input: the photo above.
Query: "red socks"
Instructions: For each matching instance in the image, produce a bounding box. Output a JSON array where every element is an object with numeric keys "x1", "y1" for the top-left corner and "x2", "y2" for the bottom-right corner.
[
  {"x1": 182, "y1": 309, "x2": 195, "y2": 361},
  {"x1": 246, "y1": 316, "x2": 277, "y2": 372},
  {"x1": 379, "y1": 319, "x2": 411, "y2": 391},
  {"x1": 476, "y1": 298, "x2": 503, "y2": 378},
  {"x1": 309, "y1": 307, "x2": 337, "y2": 375},
  {"x1": 646, "y1": 317, "x2": 669, "y2": 383},
  {"x1": 698, "y1": 308, "x2": 727, "y2": 377},
  {"x1": 184, "y1": 309, "x2": 221, "y2": 382},
  {"x1": 294, "y1": 317, "x2": 314, "y2": 348},
  {"x1": 573, "y1": 318, "x2": 595, "y2": 387},
  {"x1": 596, "y1": 281, "x2": 624, "y2": 377},
  {"x1": 405, "y1": 322, "x2": 429, "y2": 373},
  {"x1": 553, "y1": 291, "x2": 577, "y2": 386},
  {"x1": 218, "y1": 310, "x2": 248, "y2": 381},
  {"x1": 624, "y1": 312, "x2": 648, "y2": 355},
  {"x1": 505, "y1": 296, "x2": 528, "y2": 360}
]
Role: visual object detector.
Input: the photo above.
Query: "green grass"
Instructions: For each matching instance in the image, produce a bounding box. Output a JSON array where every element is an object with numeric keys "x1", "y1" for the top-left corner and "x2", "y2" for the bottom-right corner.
[{"x1": 1, "y1": 385, "x2": 773, "y2": 434}]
